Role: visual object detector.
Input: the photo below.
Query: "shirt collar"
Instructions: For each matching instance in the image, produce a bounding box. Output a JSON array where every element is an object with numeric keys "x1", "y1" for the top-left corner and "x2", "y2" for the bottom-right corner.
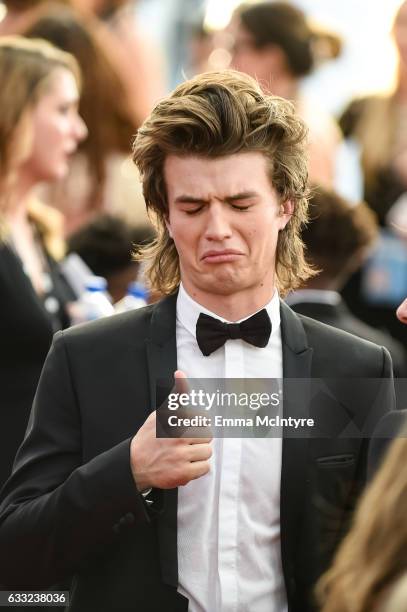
[{"x1": 176, "y1": 282, "x2": 281, "y2": 341}]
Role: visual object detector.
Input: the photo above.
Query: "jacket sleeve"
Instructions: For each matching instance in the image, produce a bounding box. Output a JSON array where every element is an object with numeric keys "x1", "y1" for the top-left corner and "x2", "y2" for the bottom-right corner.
[{"x1": 0, "y1": 331, "x2": 150, "y2": 589}]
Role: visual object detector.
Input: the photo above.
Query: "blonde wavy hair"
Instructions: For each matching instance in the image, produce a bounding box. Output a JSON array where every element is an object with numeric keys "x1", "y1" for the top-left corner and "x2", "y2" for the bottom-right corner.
[
  {"x1": 317, "y1": 426, "x2": 407, "y2": 612},
  {"x1": 0, "y1": 36, "x2": 80, "y2": 255},
  {"x1": 132, "y1": 69, "x2": 314, "y2": 296}
]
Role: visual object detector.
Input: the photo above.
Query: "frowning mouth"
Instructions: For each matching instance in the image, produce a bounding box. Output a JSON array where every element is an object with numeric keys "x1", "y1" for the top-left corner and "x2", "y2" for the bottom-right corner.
[{"x1": 201, "y1": 250, "x2": 244, "y2": 263}]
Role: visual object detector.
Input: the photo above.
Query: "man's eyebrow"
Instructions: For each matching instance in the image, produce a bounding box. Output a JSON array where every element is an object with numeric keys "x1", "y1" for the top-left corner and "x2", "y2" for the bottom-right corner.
[
  {"x1": 226, "y1": 191, "x2": 259, "y2": 201},
  {"x1": 174, "y1": 195, "x2": 209, "y2": 204},
  {"x1": 174, "y1": 191, "x2": 259, "y2": 204}
]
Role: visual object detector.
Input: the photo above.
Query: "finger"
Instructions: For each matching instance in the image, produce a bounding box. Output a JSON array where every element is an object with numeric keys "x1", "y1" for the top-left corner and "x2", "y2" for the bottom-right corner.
[
  {"x1": 397, "y1": 298, "x2": 407, "y2": 323},
  {"x1": 174, "y1": 370, "x2": 190, "y2": 395},
  {"x1": 187, "y1": 443, "x2": 212, "y2": 462},
  {"x1": 187, "y1": 460, "x2": 211, "y2": 482}
]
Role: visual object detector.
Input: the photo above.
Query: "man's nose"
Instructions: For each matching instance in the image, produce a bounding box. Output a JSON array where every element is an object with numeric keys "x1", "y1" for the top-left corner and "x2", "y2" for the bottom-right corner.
[{"x1": 204, "y1": 205, "x2": 232, "y2": 241}]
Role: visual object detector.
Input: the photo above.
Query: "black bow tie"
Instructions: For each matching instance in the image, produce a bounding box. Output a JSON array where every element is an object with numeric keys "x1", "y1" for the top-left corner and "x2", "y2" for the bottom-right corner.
[{"x1": 196, "y1": 309, "x2": 272, "y2": 356}]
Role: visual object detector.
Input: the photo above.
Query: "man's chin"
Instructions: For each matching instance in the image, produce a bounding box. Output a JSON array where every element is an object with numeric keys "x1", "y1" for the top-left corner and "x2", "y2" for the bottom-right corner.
[{"x1": 196, "y1": 272, "x2": 250, "y2": 295}]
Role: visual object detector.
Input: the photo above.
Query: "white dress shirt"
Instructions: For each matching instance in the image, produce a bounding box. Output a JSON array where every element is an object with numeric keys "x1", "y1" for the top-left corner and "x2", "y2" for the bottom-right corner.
[{"x1": 176, "y1": 284, "x2": 287, "y2": 612}]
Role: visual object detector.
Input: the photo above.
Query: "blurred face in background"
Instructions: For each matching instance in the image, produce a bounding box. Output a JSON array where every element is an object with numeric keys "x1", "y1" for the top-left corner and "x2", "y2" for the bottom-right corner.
[
  {"x1": 394, "y1": 1, "x2": 407, "y2": 67},
  {"x1": 70, "y1": 0, "x2": 120, "y2": 16},
  {"x1": 69, "y1": 0, "x2": 100, "y2": 14},
  {"x1": 230, "y1": 17, "x2": 286, "y2": 88},
  {"x1": 18, "y1": 67, "x2": 87, "y2": 185}
]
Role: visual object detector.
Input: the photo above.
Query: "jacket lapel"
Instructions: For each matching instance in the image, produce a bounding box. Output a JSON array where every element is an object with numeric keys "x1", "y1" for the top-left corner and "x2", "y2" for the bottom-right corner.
[
  {"x1": 279, "y1": 301, "x2": 313, "y2": 592},
  {"x1": 145, "y1": 293, "x2": 179, "y2": 588}
]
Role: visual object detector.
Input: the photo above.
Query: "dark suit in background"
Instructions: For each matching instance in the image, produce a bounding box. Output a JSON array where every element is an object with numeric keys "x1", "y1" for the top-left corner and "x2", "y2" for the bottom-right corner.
[
  {"x1": 0, "y1": 296, "x2": 395, "y2": 612},
  {"x1": 289, "y1": 294, "x2": 407, "y2": 378},
  {"x1": 0, "y1": 242, "x2": 74, "y2": 489}
]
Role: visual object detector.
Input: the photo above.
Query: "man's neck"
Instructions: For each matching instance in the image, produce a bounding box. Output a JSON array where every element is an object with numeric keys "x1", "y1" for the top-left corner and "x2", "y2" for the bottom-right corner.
[{"x1": 181, "y1": 283, "x2": 276, "y2": 322}]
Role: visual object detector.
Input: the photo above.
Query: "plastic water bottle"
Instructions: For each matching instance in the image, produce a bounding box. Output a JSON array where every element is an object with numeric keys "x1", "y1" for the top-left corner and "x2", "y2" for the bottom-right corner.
[
  {"x1": 114, "y1": 282, "x2": 148, "y2": 313},
  {"x1": 69, "y1": 276, "x2": 114, "y2": 325}
]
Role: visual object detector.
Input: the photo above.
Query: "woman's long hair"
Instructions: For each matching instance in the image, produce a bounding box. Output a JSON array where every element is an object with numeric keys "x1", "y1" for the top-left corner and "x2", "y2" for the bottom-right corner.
[{"x1": 317, "y1": 427, "x2": 407, "y2": 612}]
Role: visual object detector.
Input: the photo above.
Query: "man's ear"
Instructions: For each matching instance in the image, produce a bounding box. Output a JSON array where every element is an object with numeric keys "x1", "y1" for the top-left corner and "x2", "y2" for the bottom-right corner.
[{"x1": 278, "y1": 199, "x2": 294, "y2": 230}]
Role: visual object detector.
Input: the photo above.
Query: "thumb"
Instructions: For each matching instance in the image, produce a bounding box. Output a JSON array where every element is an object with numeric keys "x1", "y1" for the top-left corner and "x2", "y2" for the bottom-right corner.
[
  {"x1": 174, "y1": 369, "x2": 190, "y2": 395},
  {"x1": 397, "y1": 298, "x2": 407, "y2": 324}
]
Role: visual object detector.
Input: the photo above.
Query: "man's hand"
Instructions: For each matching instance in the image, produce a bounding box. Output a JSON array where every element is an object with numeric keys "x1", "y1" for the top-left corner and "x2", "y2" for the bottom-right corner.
[{"x1": 130, "y1": 370, "x2": 212, "y2": 491}]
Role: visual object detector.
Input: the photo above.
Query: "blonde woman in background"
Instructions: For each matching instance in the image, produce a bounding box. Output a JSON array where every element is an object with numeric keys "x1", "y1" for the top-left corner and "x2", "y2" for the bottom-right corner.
[
  {"x1": 0, "y1": 36, "x2": 86, "y2": 488},
  {"x1": 317, "y1": 424, "x2": 407, "y2": 612},
  {"x1": 340, "y1": 0, "x2": 407, "y2": 228},
  {"x1": 339, "y1": 1, "x2": 407, "y2": 349}
]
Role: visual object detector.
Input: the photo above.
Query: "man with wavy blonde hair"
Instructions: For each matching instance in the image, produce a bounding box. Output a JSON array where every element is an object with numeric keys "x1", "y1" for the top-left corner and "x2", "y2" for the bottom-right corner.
[
  {"x1": 0, "y1": 70, "x2": 394, "y2": 612},
  {"x1": 133, "y1": 70, "x2": 313, "y2": 298}
]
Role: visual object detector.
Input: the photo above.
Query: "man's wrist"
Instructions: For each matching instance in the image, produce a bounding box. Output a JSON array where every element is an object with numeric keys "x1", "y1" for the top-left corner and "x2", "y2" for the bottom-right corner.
[{"x1": 130, "y1": 437, "x2": 151, "y2": 493}]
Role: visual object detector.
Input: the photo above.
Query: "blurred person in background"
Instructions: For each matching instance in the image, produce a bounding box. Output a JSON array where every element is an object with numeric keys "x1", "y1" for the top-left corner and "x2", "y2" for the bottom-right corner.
[
  {"x1": 0, "y1": 36, "x2": 86, "y2": 488},
  {"x1": 340, "y1": 0, "x2": 407, "y2": 228},
  {"x1": 22, "y1": 4, "x2": 150, "y2": 235},
  {"x1": 70, "y1": 0, "x2": 166, "y2": 123},
  {"x1": 316, "y1": 424, "x2": 407, "y2": 612},
  {"x1": 0, "y1": 0, "x2": 69, "y2": 34},
  {"x1": 317, "y1": 296, "x2": 407, "y2": 612},
  {"x1": 187, "y1": 21, "x2": 216, "y2": 76},
  {"x1": 287, "y1": 185, "x2": 407, "y2": 378},
  {"x1": 230, "y1": 1, "x2": 342, "y2": 187},
  {"x1": 67, "y1": 213, "x2": 154, "y2": 302},
  {"x1": 340, "y1": 0, "x2": 407, "y2": 347},
  {"x1": 0, "y1": 0, "x2": 156, "y2": 125}
]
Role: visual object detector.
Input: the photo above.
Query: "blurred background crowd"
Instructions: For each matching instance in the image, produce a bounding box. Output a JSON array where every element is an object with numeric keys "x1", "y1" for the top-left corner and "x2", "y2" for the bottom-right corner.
[{"x1": 1, "y1": 1, "x2": 407, "y2": 611}]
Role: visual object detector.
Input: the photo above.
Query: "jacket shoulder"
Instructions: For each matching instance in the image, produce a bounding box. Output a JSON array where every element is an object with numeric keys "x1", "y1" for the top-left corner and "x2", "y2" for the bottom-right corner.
[{"x1": 59, "y1": 305, "x2": 155, "y2": 350}]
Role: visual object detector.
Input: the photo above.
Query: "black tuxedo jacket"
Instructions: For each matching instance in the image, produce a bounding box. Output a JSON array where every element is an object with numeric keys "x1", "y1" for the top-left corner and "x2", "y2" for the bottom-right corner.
[{"x1": 0, "y1": 295, "x2": 394, "y2": 612}]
